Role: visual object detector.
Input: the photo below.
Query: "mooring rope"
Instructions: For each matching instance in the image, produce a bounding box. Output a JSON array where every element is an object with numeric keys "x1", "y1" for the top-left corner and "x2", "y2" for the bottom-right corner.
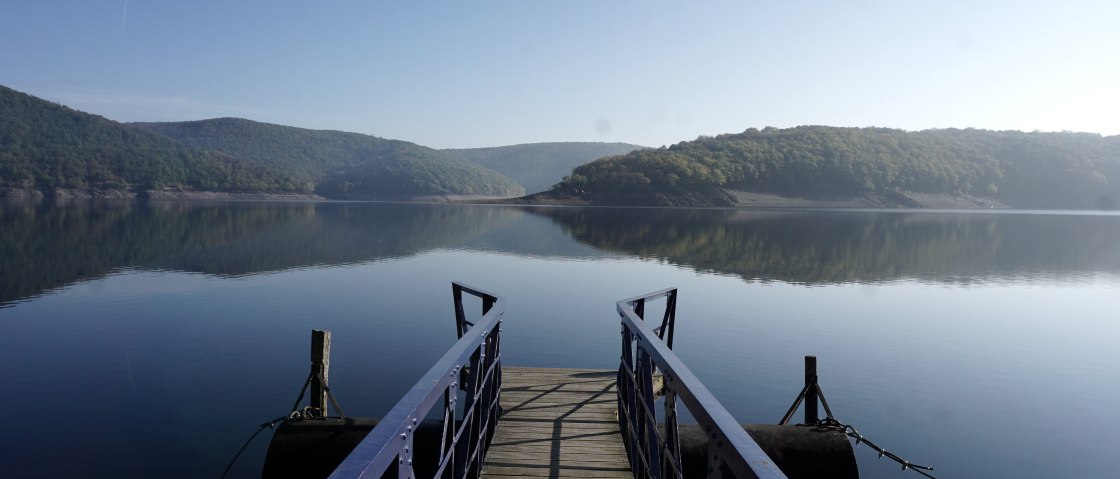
[
  {"x1": 219, "y1": 368, "x2": 348, "y2": 478},
  {"x1": 219, "y1": 414, "x2": 290, "y2": 479}
]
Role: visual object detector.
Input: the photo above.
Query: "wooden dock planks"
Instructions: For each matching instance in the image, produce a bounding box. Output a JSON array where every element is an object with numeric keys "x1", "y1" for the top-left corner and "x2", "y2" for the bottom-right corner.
[{"x1": 483, "y1": 367, "x2": 632, "y2": 478}]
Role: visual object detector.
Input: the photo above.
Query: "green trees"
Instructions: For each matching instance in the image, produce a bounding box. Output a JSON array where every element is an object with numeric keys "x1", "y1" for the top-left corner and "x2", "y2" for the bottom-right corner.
[
  {"x1": 1, "y1": 85, "x2": 522, "y2": 198},
  {"x1": 551, "y1": 126, "x2": 1120, "y2": 208},
  {"x1": 133, "y1": 118, "x2": 524, "y2": 198},
  {"x1": 0, "y1": 85, "x2": 302, "y2": 193}
]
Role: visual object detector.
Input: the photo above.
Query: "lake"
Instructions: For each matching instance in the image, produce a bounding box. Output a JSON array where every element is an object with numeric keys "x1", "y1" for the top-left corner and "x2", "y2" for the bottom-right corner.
[{"x1": 1, "y1": 200, "x2": 1118, "y2": 478}]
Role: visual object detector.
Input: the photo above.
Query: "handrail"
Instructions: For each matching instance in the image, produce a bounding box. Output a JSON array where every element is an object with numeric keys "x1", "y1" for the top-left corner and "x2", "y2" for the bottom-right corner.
[
  {"x1": 330, "y1": 282, "x2": 504, "y2": 479},
  {"x1": 616, "y1": 289, "x2": 787, "y2": 479}
]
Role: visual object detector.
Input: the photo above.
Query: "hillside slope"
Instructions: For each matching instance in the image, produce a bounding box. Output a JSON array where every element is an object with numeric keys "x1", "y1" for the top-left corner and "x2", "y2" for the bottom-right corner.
[
  {"x1": 538, "y1": 126, "x2": 1120, "y2": 209},
  {"x1": 0, "y1": 85, "x2": 302, "y2": 193},
  {"x1": 443, "y1": 142, "x2": 643, "y2": 194},
  {"x1": 132, "y1": 118, "x2": 524, "y2": 199}
]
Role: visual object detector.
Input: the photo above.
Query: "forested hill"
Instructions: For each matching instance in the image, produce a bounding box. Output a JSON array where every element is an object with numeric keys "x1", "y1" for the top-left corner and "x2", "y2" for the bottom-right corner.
[
  {"x1": 542, "y1": 126, "x2": 1120, "y2": 209},
  {"x1": 442, "y1": 142, "x2": 643, "y2": 194},
  {"x1": 0, "y1": 85, "x2": 302, "y2": 193},
  {"x1": 133, "y1": 118, "x2": 524, "y2": 199}
]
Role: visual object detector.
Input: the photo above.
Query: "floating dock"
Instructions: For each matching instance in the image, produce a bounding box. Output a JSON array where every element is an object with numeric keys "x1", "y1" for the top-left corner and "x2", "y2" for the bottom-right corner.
[
  {"x1": 262, "y1": 283, "x2": 869, "y2": 479},
  {"x1": 483, "y1": 367, "x2": 631, "y2": 478}
]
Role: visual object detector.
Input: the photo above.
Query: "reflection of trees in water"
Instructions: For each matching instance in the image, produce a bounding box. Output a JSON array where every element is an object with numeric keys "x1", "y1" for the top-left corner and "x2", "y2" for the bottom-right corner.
[
  {"x1": 5, "y1": 201, "x2": 1119, "y2": 306},
  {"x1": 0, "y1": 201, "x2": 520, "y2": 305},
  {"x1": 530, "y1": 207, "x2": 1120, "y2": 285},
  {"x1": 145, "y1": 202, "x2": 518, "y2": 275}
]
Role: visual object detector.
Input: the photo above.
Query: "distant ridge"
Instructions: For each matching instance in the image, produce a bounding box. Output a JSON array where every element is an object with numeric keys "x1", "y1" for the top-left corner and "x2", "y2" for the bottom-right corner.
[
  {"x1": 533, "y1": 126, "x2": 1120, "y2": 209},
  {"x1": 0, "y1": 85, "x2": 302, "y2": 194},
  {"x1": 132, "y1": 118, "x2": 524, "y2": 199},
  {"x1": 443, "y1": 142, "x2": 644, "y2": 194},
  {"x1": 9, "y1": 81, "x2": 1116, "y2": 209}
]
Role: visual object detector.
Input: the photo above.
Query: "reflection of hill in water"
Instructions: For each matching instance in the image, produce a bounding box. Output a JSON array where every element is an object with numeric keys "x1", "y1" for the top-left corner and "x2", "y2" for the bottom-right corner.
[
  {"x1": 6, "y1": 201, "x2": 1119, "y2": 306},
  {"x1": 528, "y1": 207, "x2": 1120, "y2": 285},
  {"x1": 0, "y1": 201, "x2": 607, "y2": 306},
  {"x1": 144, "y1": 202, "x2": 534, "y2": 275}
]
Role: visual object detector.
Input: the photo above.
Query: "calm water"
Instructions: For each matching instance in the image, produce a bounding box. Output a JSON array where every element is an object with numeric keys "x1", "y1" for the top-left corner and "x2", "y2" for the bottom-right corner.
[{"x1": 2, "y1": 201, "x2": 1118, "y2": 478}]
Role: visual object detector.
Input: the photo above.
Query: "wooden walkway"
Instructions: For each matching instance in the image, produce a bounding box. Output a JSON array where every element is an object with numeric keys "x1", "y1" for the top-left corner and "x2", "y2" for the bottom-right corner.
[{"x1": 482, "y1": 367, "x2": 632, "y2": 478}]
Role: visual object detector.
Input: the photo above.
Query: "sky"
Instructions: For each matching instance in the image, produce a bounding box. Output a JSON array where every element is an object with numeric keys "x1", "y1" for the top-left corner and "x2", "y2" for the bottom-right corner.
[{"x1": 2, "y1": 0, "x2": 1118, "y2": 149}]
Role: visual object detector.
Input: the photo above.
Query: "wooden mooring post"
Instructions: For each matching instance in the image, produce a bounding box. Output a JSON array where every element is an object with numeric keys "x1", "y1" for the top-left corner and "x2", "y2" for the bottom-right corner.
[
  {"x1": 311, "y1": 330, "x2": 331, "y2": 418},
  {"x1": 804, "y1": 355, "x2": 818, "y2": 424}
]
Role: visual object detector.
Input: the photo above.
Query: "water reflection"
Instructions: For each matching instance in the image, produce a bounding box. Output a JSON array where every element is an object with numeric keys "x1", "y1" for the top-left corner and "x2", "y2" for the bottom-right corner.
[
  {"x1": 0, "y1": 201, "x2": 525, "y2": 305},
  {"x1": 4, "y1": 201, "x2": 1117, "y2": 479},
  {"x1": 527, "y1": 207, "x2": 1120, "y2": 285},
  {"x1": 4, "y1": 200, "x2": 1120, "y2": 306}
]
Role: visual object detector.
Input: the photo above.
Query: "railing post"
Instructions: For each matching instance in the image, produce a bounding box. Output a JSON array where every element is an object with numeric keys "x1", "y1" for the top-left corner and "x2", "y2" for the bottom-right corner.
[
  {"x1": 619, "y1": 321, "x2": 639, "y2": 476},
  {"x1": 482, "y1": 322, "x2": 500, "y2": 455},
  {"x1": 804, "y1": 355, "x2": 818, "y2": 425},
  {"x1": 455, "y1": 350, "x2": 480, "y2": 478},
  {"x1": 441, "y1": 388, "x2": 455, "y2": 479},
  {"x1": 639, "y1": 346, "x2": 661, "y2": 479},
  {"x1": 453, "y1": 284, "x2": 468, "y2": 338},
  {"x1": 472, "y1": 331, "x2": 496, "y2": 478},
  {"x1": 707, "y1": 437, "x2": 725, "y2": 479},
  {"x1": 399, "y1": 424, "x2": 414, "y2": 479},
  {"x1": 661, "y1": 289, "x2": 677, "y2": 349},
  {"x1": 311, "y1": 329, "x2": 331, "y2": 417},
  {"x1": 663, "y1": 382, "x2": 681, "y2": 478}
]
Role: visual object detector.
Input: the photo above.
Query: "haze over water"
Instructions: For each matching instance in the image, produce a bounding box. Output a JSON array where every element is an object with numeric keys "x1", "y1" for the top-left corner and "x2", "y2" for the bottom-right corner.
[{"x1": 2, "y1": 200, "x2": 1118, "y2": 478}]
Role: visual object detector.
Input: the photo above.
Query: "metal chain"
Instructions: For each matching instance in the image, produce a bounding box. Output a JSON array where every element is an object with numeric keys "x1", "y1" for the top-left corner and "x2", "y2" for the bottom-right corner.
[
  {"x1": 814, "y1": 417, "x2": 937, "y2": 479},
  {"x1": 782, "y1": 379, "x2": 937, "y2": 478}
]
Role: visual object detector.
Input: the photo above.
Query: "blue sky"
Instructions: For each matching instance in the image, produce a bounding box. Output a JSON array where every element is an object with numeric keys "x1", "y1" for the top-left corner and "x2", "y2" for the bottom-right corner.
[{"x1": 2, "y1": 1, "x2": 1117, "y2": 148}]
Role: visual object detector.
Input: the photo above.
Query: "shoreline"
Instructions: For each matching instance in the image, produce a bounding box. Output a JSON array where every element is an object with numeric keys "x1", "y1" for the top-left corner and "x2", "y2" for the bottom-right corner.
[
  {"x1": 9, "y1": 187, "x2": 1111, "y2": 211},
  {"x1": 726, "y1": 190, "x2": 1008, "y2": 209},
  {"x1": 0, "y1": 187, "x2": 324, "y2": 201},
  {"x1": 480, "y1": 189, "x2": 1011, "y2": 210}
]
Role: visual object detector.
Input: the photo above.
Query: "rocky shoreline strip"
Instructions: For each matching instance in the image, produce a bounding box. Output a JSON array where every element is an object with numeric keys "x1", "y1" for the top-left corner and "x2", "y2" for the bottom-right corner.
[
  {"x1": 1, "y1": 186, "x2": 1009, "y2": 209},
  {"x1": 485, "y1": 188, "x2": 1009, "y2": 209},
  {"x1": 0, "y1": 187, "x2": 324, "y2": 201}
]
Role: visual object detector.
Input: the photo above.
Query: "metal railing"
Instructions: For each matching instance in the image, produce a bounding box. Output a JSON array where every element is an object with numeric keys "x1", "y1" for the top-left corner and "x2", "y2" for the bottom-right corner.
[
  {"x1": 616, "y1": 288, "x2": 787, "y2": 479},
  {"x1": 329, "y1": 282, "x2": 504, "y2": 479}
]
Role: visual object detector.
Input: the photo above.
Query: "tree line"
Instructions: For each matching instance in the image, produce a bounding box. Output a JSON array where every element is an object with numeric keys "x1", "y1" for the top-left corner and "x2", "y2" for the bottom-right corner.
[
  {"x1": 133, "y1": 118, "x2": 524, "y2": 198},
  {"x1": 1, "y1": 85, "x2": 523, "y2": 198},
  {"x1": 0, "y1": 85, "x2": 303, "y2": 192},
  {"x1": 554, "y1": 126, "x2": 1120, "y2": 209}
]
